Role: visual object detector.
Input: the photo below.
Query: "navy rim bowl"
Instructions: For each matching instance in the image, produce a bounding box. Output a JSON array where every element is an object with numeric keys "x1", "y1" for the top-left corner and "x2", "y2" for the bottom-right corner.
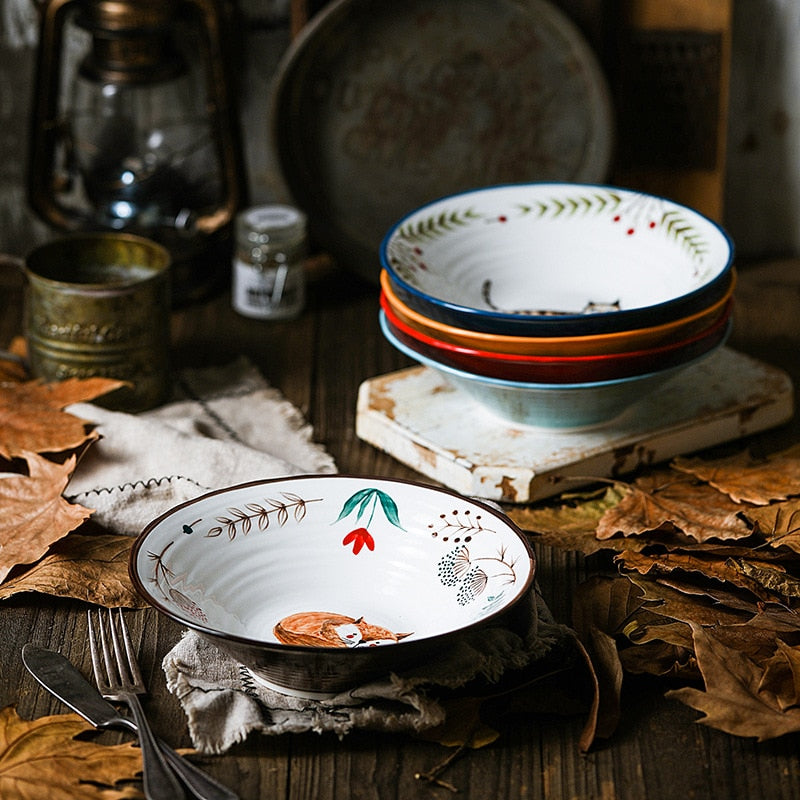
[{"x1": 380, "y1": 182, "x2": 735, "y2": 337}]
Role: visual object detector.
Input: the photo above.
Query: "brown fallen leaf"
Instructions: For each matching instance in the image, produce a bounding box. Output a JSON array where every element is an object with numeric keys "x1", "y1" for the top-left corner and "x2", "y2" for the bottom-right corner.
[
  {"x1": 624, "y1": 584, "x2": 797, "y2": 665},
  {"x1": 0, "y1": 376, "x2": 124, "y2": 460},
  {"x1": 505, "y1": 485, "x2": 626, "y2": 555},
  {"x1": 0, "y1": 532, "x2": 145, "y2": 607},
  {"x1": 666, "y1": 623, "x2": 800, "y2": 741},
  {"x1": 0, "y1": 706, "x2": 143, "y2": 799},
  {"x1": 619, "y1": 639, "x2": 696, "y2": 678},
  {"x1": 625, "y1": 574, "x2": 750, "y2": 630},
  {"x1": 0, "y1": 451, "x2": 93, "y2": 583},
  {"x1": 759, "y1": 639, "x2": 800, "y2": 710},
  {"x1": 742, "y1": 499, "x2": 800, "y2": 553},
  {"x1": 415, "y1": 696, "x2": 499, "y2": 750},
  {"x1": 572, "y1": 574, "x2": 646, "y2": 641},
  {"x1": 616, "y1": 550, "x2": 791, "y2": 605},
  {"x1": 673, "y1": 451, "x2": 800, "y2": 505},
  {"x1": 571, "y1": 576, "x2": 642, "y2": 744},
  {"x1": 651, "y1": 574, "x2": 800, "y2": 630},
  {"x1": 727, "y1": 557, "x2": 800, "y2": 600},
  {"x1": 597, "y1": 474, "x2": 752, "y2": 543}
]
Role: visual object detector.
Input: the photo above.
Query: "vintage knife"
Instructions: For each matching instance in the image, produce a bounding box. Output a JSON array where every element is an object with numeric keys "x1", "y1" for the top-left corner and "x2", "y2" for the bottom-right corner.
[{"x1": 21, "y1": 643, "x2": 239, "y2": 800}]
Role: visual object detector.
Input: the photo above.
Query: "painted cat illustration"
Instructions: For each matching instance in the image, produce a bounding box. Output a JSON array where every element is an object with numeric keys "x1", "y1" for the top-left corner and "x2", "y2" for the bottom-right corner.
[
  {"x1": 481, "y1": 278, "x2": 620, "y2": 316},
  {"x1": 273, "y1": 611, "x2": 412, "y2": 648}
]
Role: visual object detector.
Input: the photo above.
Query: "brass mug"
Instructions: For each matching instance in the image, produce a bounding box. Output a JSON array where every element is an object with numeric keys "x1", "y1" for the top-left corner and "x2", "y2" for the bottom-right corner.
[{"x1": 3, "y1": 233, "x2": 171, "y2": 412}]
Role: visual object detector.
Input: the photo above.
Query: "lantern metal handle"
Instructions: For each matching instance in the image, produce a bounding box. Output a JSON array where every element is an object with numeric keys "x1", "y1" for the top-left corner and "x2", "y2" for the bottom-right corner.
[{"x1": 27, "y1": 0, "x2": 247, "y2": 236}]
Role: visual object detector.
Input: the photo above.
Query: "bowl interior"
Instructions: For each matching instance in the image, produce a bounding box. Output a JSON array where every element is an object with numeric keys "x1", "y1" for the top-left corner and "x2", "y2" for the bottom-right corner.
[
  {"x1": 130, "y1": 476, "x2": 535, "y2": 649},
  {"x1": 381, "y1": 183, "x2": 733, "y2": 333}
]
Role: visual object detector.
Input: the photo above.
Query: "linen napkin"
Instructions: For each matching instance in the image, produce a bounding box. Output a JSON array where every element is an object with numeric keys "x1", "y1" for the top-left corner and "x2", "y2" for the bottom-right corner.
[
  {"x1": 65, "y1": 356, "x2": 336, "y2": 536},
  {"x1": 162, "y1": 583, "x2": 579, "y2": 754}
]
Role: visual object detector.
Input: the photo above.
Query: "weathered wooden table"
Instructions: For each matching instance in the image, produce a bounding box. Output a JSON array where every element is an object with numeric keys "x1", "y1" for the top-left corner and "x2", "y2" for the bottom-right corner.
[{"x1": 2, "y1": 257, "x2": 800, "y2": 799}]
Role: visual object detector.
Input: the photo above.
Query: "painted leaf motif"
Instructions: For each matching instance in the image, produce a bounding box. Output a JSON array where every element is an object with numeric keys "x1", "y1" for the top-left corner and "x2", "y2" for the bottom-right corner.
[
  {"x1": 376, "y1": 490, "x2": 403, "y2": 529},
  {"x1": 286, "y1": 493, "x2": 308, "y2": 521},
  {"x1": 0, "y1": 452, "x2": 93, "y2": 583},
  {"x1": 0, "y1": 707, "x2": 143, "y2": 799},
  {"x1": 334, "y1": 488, "x2": 404, "y2": 530},
  {"x1": 335, "y1": 488, "x2": 374, "y2": 522}
]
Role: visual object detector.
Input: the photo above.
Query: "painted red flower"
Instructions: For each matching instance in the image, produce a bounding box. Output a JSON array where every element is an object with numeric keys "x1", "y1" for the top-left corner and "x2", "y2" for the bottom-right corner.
[{"x1": 342, "y1": 527, "x2": 375, "y2": 555}]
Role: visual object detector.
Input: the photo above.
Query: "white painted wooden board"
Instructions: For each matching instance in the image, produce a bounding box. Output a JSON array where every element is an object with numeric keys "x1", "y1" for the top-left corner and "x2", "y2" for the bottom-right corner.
[{"x1": 355, "y1": 347, "x2": 794, "y2": 504}]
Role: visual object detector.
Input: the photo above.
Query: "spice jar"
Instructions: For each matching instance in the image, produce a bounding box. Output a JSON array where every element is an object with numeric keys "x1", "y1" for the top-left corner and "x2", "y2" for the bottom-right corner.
[{"x1": 232, "y1": 204, "x2": 308, "y2": 320}]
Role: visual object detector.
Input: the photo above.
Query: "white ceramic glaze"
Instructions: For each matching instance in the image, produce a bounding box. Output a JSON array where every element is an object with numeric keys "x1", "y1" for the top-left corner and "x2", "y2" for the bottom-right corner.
[
  {"x1": 381, "y1": 183, "x2": 733, "y2": 335},
  {"x1": 130, "y1": 475, "x2": 536, "y2": 696}
]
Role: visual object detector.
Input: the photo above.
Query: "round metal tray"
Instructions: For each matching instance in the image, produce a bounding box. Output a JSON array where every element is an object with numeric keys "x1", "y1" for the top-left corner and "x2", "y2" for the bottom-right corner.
[{"x1": 271, "y1": 0, "x2": 615, "y2": 283}]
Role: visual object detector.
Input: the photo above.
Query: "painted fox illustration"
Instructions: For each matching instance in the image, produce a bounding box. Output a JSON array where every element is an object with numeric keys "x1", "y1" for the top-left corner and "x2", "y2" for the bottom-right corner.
[{"x1": 273, "y1": 611, "x2": 412, "y2": 648}]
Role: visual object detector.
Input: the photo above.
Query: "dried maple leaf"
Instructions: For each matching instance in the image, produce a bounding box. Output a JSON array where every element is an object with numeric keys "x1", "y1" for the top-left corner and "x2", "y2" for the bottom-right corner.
[
  {"x1": 623, "y1": 574, "x2": 800, "y2": 662},
  {"x1": 743, "y1": 499, "x2": 800, "y2": 553},
  {"x1": 0, "y1": 376, "x2": 124, "y2": 459},
  {"x1": 0, "y1": 451, "x2": 93, "y2": 583},
  {"x1": 759, "y1": 639, "x2": 800, "y2": 710},
  {"x1": 0, "y1": 706, "x2": 142, "y2": 799},
  {"x1": 727, "y1": 557, "x2": 800, "y2": 599},
  {"x1": 572, "y1": 574, "x2": 646, "y2": 641},
  {"x1": 625, "y1": 573, "x2": 751, "y2": 630},
  {"x1": 673, "y1": 451, "x2": 800, "y2": 505},
  {"x1": 619, "y1": 639, "x2": 696, "y2": 678},
  {"x1": 617, "y1": 550, "x2": 791, "y2": 604},
  {"x1": 666, "y1": 623, "x2": 800, "y2": 740},
  {"x1": 507, "y1": 485, "x2": 630, "y2": 555},
  {"x1": 597, "y1": 474, "x2": 752, "y2": 543},
  {"x1": 0, "y1": 533, "x2": 145, "y2": 607},
  {"x1": 653, "y1": 575, "x2": 800, "y2": 629},
  {"x1": 571, "y1": 576, "x2": 639, "y2": 744}
]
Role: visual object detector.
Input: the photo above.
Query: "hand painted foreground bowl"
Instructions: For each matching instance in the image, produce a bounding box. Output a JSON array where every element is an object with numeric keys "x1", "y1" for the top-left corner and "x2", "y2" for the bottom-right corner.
[
  {"x1": 381, "y1": 182, "x2": 734, "y2": 336},
  {"x1": 380, "y1": 311, "x2": 729, "y2": 428},
  {"x1": 130, "y1": 475, "x2": 536, "y2": 697}
]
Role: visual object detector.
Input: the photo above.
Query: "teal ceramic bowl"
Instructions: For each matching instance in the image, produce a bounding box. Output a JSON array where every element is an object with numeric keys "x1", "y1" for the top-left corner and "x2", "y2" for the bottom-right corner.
[{"x1": 380, "y1": 311, "x2": 730, "y2": 428}]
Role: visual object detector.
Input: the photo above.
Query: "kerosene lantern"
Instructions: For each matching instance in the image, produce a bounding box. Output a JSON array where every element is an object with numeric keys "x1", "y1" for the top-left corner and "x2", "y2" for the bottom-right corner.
[{"x1": 28, "y1": 0, "x2": 247, "y2": 305}]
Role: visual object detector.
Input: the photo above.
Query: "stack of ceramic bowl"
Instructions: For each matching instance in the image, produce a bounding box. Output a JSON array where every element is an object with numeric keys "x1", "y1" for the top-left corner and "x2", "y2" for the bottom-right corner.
[{"x1": 378, "y1": 183, "x2": 735, "y2": 428}]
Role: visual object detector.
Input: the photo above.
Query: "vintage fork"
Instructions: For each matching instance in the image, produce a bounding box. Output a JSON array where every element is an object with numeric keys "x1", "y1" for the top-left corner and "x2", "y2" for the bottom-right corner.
[{"x1": 88, "y1": 608, "x2": 186, "y2": 800}]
